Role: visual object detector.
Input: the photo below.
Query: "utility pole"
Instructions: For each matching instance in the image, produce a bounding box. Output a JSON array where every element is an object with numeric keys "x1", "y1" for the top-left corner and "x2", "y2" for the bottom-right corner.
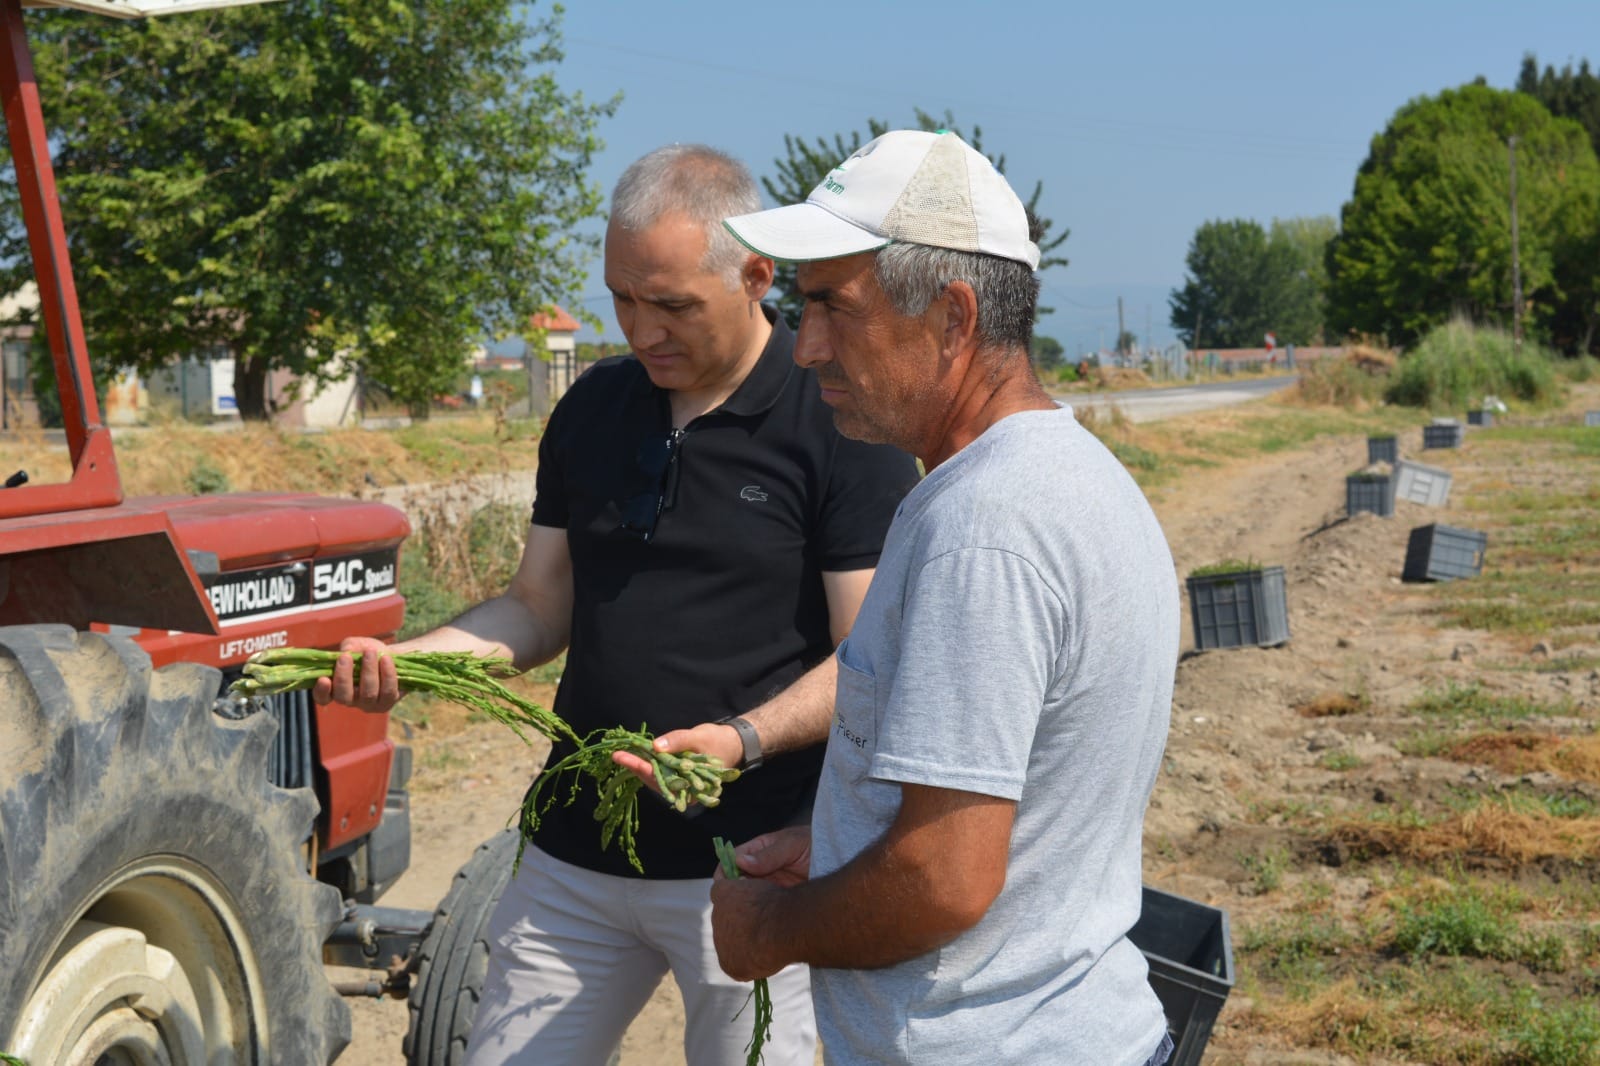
[{"x1": 1509, "y1": 134, "x2": 1523, "y2": 355}]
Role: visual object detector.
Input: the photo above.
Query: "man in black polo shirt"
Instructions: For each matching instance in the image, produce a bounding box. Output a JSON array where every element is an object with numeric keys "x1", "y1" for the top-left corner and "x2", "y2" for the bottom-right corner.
[{"x1": 320, "y1": 144, "x2": 916, "y2": 1065}]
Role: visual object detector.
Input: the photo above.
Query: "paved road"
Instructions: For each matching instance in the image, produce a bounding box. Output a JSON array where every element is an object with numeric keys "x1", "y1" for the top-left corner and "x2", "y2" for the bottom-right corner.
[{"x1": 1056, "y1": 375, "x2": 1296, "y2": 423}]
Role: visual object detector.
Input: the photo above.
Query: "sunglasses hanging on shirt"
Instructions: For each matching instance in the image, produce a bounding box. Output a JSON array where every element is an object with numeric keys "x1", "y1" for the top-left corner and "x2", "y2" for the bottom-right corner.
[{"x1": 618, "y1": 428, "x2": 685, "y2": 543}]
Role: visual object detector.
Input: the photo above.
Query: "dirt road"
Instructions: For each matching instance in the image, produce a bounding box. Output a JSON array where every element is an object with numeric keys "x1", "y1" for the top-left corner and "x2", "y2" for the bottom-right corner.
[{"x1": 338, "y1": 385, "x2": 1600, "y2": 1064}]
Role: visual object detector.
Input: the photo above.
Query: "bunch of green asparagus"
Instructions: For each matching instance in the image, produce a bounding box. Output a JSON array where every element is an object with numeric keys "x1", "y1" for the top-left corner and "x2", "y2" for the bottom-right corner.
[
  {"x1": 233, "y1": 648, "x2": 739, "y2": 873},
  {"x1": 714, "y1": 836, "x2": 774, "y2": 1066},
  {"x1": 520, "y1": 725, "x2": 741, "y2": 873}
]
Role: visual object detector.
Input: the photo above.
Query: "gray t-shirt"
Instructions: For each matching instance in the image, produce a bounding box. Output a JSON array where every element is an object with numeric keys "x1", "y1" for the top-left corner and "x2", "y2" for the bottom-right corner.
[{"x1": 810, "y1": 406, "x2": 1177, "y2": 1065}]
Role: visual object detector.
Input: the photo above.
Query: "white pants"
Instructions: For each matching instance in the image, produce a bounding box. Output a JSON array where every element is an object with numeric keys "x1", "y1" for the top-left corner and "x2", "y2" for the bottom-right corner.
[{"x1": 464, "y1": 845, "x2": 818, "y2": 1066}]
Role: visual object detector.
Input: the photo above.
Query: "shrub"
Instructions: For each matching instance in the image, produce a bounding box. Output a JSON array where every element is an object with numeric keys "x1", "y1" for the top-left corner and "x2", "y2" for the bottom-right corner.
[
  {"x1": 1557, "y1": 355, "x2": 1598, "y2": 383},
  {"x1": 398, "y1": 499, "x2": 528, "y2": 639},
  {"x1": 1392, "y1": 888, "x2": 1515, "y2": 959},
  {"x1": 186, "y1": 457, "x2": 231, "y2": 495},
  {"x1": 1293, "y1": 349, "x2": 1390, "y2": 408},
  {"x1": 1386, "y1": 317, "x2": 1562, "y2": 411}
]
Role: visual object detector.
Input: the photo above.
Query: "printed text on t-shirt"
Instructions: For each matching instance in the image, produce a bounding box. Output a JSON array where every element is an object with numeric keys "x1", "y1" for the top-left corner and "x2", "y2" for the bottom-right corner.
[{"x1": 834, "y1": 714, "x2": 869, "y2": 748}]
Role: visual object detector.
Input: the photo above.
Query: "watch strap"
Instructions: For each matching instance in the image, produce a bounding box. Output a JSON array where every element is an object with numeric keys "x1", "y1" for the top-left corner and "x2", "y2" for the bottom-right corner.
[{"x1": 717, "y1": 715, "x2": 763, "y2": 771}]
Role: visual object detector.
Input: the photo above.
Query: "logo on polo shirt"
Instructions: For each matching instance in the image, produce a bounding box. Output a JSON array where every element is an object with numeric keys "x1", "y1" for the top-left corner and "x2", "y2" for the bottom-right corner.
[{"x1": 739, "y1": 485, "x2": 769, "y2": 502}]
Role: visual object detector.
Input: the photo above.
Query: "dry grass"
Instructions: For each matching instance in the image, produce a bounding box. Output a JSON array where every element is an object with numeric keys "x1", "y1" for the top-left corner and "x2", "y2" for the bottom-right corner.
[
  {"x1": 0, "y1": 412, "x2": 531, "y2": 498},
  {"x1": 1443, "y1": 733, "x2": 1600, "y2": 786},
  {"x1": 1331, "y1": 805, "x2": 1600, "y2": 865},
  {"x1": 1071, "y1": 401, "x2": 1133, "y2": 437},
  {"x1": 1092, "y1": 366, "x2": 1153, "y2": 389},
  {"x1": 1248, "y1": 983, "x2": 1415, "y2": 1054},
  {"x1": 1287, "y1": 345, "x2": 1395, "y2": 409},
  {"x1": 1297, "y1": 691, "x2": 1369, "y2": 718},
  {"x1": 1347, "y1": 343, "x2": 1397, "y2": 374}
]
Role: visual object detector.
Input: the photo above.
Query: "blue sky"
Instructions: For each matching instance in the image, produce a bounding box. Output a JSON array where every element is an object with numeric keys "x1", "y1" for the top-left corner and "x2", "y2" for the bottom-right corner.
[{"x1": 539, "y1": 1, "x2": 1600, "y2": 358}]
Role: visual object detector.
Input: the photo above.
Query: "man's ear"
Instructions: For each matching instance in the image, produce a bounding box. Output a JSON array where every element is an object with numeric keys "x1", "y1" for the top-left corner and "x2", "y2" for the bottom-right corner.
[
  {"x1": 742, "y1": 254, "x2": 776, "y2": 300},
  {"x1": 940, "y1": 280, "x2": 979, "y2": 359}
]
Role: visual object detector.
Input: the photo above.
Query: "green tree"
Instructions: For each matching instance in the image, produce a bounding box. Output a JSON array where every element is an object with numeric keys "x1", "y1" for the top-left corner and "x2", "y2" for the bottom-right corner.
[
  {"x1": 1029, "y1": 335, "x2": 1064, "y2": 370},
  {"x1": 763, "y1": 109, "x2": 1069, "y2": 329},
  {"x1": 1115, "y1": 330, "x2": 1138, "y2": 355},
  {"x1": 1517, "y1": 55, "x2": 1600, "y2": 353},
  {"x1": 575, "y1": 340, "x2": 628, "y2": 362},
  {"x1": 0, "y1": 0, "x2": 616, "y2": 419},
  {"x1": 1325, "y1": 84, "x2": 1600, "y2": 351},
  {"x1": 1518, "y1": 54, "x2": 1600, "y2": 158},
  {"x1": 1169, "y1": 219, "x2": 1319, "y2": 349},
  {"x1": 1268, "y1": 215, "x2": 1336, "y2": 344}
]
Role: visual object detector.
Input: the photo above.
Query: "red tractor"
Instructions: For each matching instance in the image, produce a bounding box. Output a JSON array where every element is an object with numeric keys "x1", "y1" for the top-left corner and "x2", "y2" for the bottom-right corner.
[{"x1": 0, "y1": 1, "x2": 500, "y2": 1061}]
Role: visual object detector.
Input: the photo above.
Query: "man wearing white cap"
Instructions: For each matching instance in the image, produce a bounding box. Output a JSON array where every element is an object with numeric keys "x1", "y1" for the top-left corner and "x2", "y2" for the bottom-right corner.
[{"x1": 704, "y1": 130, "x2": 1179, "y2": 1065}]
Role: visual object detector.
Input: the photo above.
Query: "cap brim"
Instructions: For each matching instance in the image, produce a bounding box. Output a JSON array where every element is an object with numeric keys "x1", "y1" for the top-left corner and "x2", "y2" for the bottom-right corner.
[{"x1": 723, "y1": 203, "x2": 891, "y2": 263}]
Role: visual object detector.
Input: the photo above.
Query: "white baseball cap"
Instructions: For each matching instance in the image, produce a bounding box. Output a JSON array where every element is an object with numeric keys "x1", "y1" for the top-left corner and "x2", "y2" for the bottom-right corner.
[{"x1": 723, "y1": 130, "x2": 1041, "y2": 269}]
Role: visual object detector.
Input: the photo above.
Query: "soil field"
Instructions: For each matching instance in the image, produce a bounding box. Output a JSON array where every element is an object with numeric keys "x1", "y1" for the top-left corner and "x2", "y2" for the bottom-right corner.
[{"x1": 338, "y1": 382, "x2": 1600, "y2": 1065}]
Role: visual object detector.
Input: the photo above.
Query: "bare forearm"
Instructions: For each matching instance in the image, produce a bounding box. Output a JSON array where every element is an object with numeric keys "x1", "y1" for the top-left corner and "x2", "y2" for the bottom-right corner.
[
  {"x1": 745, "y1": 790, "x2": 1011, "y2": 973},
  {"x1": 742, "y1": 654, "x2": 838, "y2": 757},
  {"x1": 745, "y1": 833, "x2": 980, "y2": 971}
]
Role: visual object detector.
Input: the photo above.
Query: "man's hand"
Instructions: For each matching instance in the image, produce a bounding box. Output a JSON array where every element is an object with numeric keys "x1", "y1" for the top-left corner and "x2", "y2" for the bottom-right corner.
[
  {"x1": 312, "y1": 637, "x2": 401, "y2": 713},
  {"x1": 611, "y1": 721, "x2": 744, "y2": 795},
  {"x1": 723, "y1": 826, "x2": 811, "y2": 887},
  {"x1": 708, "y1": 827, "x2": 811, "y2": 980}
]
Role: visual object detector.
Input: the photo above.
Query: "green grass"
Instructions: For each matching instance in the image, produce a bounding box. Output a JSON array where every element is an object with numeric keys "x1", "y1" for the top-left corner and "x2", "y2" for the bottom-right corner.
[
  {"x1": 1173, "y1": 408, "x2": 1419, "y2": 460},
  {"x1": 1397, "y1": 728, "x2": 1460, "y2": 758},
  {"x1": 1238, "y1": 911, "x2": 1351, "y2": 994},
  {"x1": 1434, "y1": 573, "x2": 1600, "y2": 636},
  {"x1": 1483, "y1": 422, "x2": 1600, "y2": 458},
  {"x1": 1387, "y1": 885, "x2": 1578, "y2": 974},
  {"x1": 1512, "y1": 999, "x2": 1600, "y2": 1065},
  {"x1": 1510, "y1": 790, "x2": 1600, "y2": 820},
  {"x1": 1189, "y1": 558, "x2": 1265, "y2": 578},
  {"x1": 1408, "y1": 682, "x2": 1574, "y2": 722},
  {"x1": 1240, "y1": 846, "x2": 1292, "y2": 893},
  {"x1": 1106, "y1": 439, "x2": 1163, "y2": 474},
  {"x1": 1319, "y1": 750, "x2": 1363, "y2": 771},
  {"x1": 1423, "y1": 430, "x2": 1600, "y2": 637},
  {"x1": 1392, "y1": 889, "x2": 1514, "y2": 959}
]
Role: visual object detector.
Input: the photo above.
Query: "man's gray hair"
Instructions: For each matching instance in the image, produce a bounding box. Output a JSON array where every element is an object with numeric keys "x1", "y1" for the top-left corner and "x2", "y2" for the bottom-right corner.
[
  {"x1": 874, "y1": 243, "x2": 1039, "y2": 354},
  {"x1": 611, "y1": 144, "x2": 762, "y2": 288}
]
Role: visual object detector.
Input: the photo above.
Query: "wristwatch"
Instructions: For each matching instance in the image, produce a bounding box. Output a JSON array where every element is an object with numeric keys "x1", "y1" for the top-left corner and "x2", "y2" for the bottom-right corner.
[{"x1": 716, "y1": 715, "x2": 763, "y2": 771}]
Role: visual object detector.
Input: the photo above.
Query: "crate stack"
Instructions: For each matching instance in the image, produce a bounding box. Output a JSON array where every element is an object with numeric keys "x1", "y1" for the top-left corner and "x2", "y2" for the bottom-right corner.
[{"x1": 1360, "y1": 426, "x2": 1485, "y2": 582}]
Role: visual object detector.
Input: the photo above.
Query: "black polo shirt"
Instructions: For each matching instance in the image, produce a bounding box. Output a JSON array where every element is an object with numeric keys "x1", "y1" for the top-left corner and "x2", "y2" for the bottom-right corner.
[{"x1": 528, "y1": 308, "x2": 919, "y2": 879}]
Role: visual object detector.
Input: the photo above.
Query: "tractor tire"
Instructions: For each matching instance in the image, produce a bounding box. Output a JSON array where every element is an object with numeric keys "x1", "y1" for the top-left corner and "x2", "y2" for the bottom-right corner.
[
  {"x1": 0, "y1": 625, "x2": 350, "y2": 1064},
  {"x1": 404, "y1": 828, "x2": 519, "y2": 1065}
]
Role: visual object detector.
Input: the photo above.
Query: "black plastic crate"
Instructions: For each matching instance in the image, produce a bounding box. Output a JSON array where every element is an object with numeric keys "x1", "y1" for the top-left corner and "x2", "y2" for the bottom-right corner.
[
  {"x1": 1346, "y1": 474, "x2": 1394, "y2": 518},
  {"x1": 1422, "y1": 422, "x2": 1463, "y2": 449},
  {"x1": 1186, "y1": 566, "x2": 1290, "y2": 650},
  {"x1": 1403, "y1": 524, "x2": 1487, "y2": 582},
  {"x1": 1466, "y1": 410, "x2": 1494, "y2": 427},
  {"x1": 1366, "y1": 435, "x2": 1398, "y2": 464},
  {"x1": 1131, "y1": 885, "x2": 1235, "y2": 1066}
]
